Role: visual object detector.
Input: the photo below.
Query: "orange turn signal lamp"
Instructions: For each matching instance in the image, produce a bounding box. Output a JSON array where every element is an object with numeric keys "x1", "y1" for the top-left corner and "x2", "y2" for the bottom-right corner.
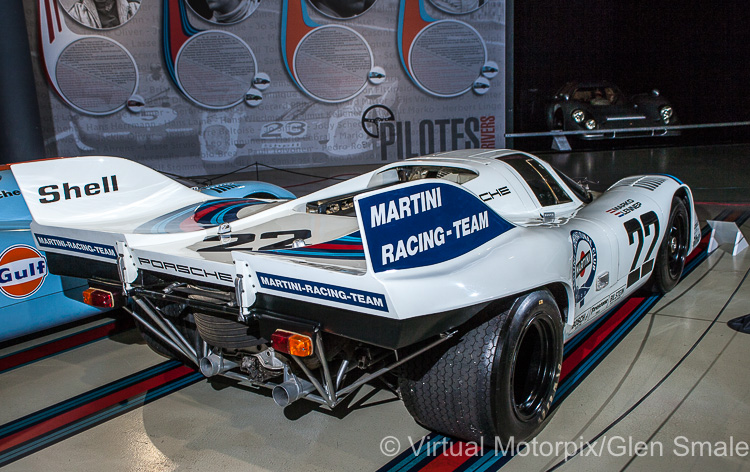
[
  {"x1": 82, "y1": 288, "x2": 116, "y2": 308},
  {"x1": 271, "y1": 330, "x2": 314, "y2": 357}
]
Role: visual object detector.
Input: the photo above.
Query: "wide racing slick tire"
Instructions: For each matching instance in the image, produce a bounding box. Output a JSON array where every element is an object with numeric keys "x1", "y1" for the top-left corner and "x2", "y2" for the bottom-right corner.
[
  {"x1": 193, "y1": 311, "x2": 264, "y2": 349},
  {"x1": 650, "y1": 197, "x2": 689, "y2": 293},
  {"x1": 398, "y1": 289, "x2": 563, "y2": 445}
]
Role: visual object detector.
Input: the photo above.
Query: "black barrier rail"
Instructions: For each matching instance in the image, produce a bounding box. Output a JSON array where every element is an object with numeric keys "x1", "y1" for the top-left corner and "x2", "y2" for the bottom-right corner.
[{"x1": 506, "y1": 121, "x2": 750, "y2": 138}]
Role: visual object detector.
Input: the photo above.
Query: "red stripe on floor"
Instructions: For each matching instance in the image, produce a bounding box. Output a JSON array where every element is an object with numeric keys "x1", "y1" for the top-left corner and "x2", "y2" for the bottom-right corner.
[
  {"x1": 686, "y1": 234, "x2": 710, "y2": 264},
  {"x1": 695, "y1": 202, "x2": 750, "y2": 208},
  {"x1": 560, "y1": 297, "x2": 644, "y2": 381},
  {"x1": 0, "y1": 365, "x2": 194, "y2": 453},
  {"x1": 0, "y1": 322, "x2": 119, "y2": 372},
  {"x1": 417, "y1": 451, "x2": 474, "y2": 472}
]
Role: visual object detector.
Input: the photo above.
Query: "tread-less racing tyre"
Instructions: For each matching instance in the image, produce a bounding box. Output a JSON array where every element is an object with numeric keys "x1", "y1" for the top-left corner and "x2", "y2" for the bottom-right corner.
[
  {"x1": 651, "y1": 197, "x2": 689, "y2": 293},
  {"x1": 398, "y1": 289, "x2": 564, "y2": 445}
]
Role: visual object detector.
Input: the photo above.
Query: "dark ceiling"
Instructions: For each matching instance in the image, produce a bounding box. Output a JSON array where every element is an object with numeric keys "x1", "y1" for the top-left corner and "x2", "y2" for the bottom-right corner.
[{"x1": 513, "y1": 1, "x2": 750, "y2": 133}]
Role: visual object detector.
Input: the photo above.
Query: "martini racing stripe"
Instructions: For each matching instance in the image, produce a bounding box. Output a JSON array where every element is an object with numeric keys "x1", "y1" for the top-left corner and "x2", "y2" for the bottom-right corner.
[
  {"x1": 264, "y1": 232, "x2": 365, "y2": 259},
  {"x1": 192, "y1": 198, "x2": 266, "y2": 226}
]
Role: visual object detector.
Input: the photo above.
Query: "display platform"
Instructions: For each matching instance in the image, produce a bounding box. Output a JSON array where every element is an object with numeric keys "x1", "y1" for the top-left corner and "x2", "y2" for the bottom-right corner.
[{"x1": 1, "y1": 146, "x2": 749, "y2": 472}]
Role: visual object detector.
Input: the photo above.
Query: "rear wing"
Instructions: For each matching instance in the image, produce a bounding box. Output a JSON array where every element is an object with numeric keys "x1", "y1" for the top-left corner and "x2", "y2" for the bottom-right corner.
[{"x1": 10, "y1": 156, "x2": 207, "y2": 229}]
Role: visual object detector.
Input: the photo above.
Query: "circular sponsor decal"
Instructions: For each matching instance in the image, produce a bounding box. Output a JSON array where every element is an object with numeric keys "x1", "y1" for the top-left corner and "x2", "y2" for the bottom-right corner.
[
  {"x1": 0, "y1": 245, "x2": 48, "y2": 299},
  {"x1": 571, "y1": 231, "x2": 597, "y2": 307},
  {"x1": 55, "y1": 37, "x2": 138, "y2": 115}
]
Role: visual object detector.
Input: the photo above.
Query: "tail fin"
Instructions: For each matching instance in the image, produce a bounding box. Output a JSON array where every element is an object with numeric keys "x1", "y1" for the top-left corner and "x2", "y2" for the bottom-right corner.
[{"x1": 10, "y1": 156, "x2": 205, "y2": 228}]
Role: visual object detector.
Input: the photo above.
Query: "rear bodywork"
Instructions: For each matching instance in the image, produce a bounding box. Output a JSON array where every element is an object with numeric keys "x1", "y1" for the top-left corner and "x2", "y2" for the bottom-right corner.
[{"x1": 10, "y1": 150, "x2": 700, "y2": 407}]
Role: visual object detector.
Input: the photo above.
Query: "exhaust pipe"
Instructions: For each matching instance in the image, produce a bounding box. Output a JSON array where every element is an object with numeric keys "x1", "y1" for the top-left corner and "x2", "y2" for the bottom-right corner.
[
  {"x1": 199, "y1": 353, "x2": 238, "y2": 377},
  {"x1": 272, "y1": 378, "x2": 316, "y2": 407}
]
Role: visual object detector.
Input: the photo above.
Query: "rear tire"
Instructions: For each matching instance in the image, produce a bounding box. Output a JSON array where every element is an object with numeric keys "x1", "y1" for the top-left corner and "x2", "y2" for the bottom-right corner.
[
  {"x1": 398, "y1": 290, "x2": 563, "y2": 444},
  {"x1": 193, "y1": 311, "x2": 264, "y2": 349},
  {"x1": 651, "y1": 197, "x2": 689, "y2": 293}
]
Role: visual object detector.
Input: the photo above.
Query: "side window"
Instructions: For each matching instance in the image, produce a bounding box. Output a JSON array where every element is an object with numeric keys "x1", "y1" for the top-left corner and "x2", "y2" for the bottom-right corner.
[{"x1": 500, "y1": 155, "x2": 573, "y2": 207}]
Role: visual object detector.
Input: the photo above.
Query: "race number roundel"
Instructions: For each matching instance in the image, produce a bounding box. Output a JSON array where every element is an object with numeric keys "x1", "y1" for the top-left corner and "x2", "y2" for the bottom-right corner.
[
  {"x1": 571, "y1": 231, "x2": 597, "y2": 308},
  {"x1": 0, "y1": 245, "x2": 48, "y2": 299}
]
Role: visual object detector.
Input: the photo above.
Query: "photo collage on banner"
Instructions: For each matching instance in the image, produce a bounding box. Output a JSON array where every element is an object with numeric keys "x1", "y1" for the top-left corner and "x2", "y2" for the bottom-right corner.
[{"x1": 28, "y1": 0, "x2": 505, "y2": 176}]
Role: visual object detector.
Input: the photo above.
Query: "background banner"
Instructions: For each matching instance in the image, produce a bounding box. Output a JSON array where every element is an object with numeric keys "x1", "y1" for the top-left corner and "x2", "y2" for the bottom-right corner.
[{"x1": 25, "y1": 0, "x2": 505, "y2": 176}]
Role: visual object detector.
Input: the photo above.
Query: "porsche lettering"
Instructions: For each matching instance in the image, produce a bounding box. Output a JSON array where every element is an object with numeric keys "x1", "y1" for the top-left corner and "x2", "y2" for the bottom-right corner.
[
  {"x1": 137, "y1": 258, "x2": 232, "y2": 283},
  {"x1": 0, "y1": 189, "x2": 20, "y2": 200}
]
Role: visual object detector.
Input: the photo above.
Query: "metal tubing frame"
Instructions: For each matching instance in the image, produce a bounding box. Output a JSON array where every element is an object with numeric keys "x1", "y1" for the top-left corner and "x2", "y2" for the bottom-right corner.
[
  {"x1": 335, "y1": 359, "x2": 350, "y2": 390},
  {"x1": 124, "y1": 293, "x2": 456, "y2": 409},
  {"x1": 131, "y1": 296, "x2": 199, "y2": 364},
  {"x1": 125, "y1": 307, "x2": 189, "y2": 359},
  {"x1": 315, "y1": 332, "x2": 336, "y2": 399},
  {"x1": 291, "y1": 356, "x2": 334, "y2": 407},
  {"x1": 335, "y1": 331, "x2": 455, "y2": 399}
]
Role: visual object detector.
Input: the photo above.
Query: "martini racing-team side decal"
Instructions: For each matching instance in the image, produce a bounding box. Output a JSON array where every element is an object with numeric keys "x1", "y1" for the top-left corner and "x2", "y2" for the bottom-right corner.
[
  {"x1": 357, "y1": 182, "x2": 513, "y2": 273},
  {"x1": 256, "y1": 272, "x2": 388, "y2": 312},
  {"x1": 571, "y1": 230, "x2": 598, "y2": 308},
  {"x1": 0, "y1": 245, "x2": 48, "y2": 299},
  {"x1": 35, "y1": 234, "x2": 117, "y2": 260}
]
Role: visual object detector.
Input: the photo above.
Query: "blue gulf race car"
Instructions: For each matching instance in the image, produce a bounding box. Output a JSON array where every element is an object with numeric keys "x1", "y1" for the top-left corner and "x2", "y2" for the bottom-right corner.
[{"x1": 0, "y1": 164, "x2": 293, "y2": 342}]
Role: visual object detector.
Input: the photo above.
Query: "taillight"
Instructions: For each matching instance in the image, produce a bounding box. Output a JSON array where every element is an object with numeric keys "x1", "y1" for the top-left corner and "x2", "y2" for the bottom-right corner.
[
  {"x1": 82, "y1": 288, "x2": 116, "y2": 308},
  {"x1": 271, "y1": 330, "x2": 314, "y2": 357}
]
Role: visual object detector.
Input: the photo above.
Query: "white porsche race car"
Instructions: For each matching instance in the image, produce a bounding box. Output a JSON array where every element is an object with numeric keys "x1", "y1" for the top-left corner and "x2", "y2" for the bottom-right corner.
[{"x1": 9, "y1": 150, "x2": 700, "y2": 444}]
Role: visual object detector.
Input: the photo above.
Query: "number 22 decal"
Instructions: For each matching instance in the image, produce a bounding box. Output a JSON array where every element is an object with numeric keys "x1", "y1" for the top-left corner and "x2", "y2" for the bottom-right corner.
[
  {"x1": 624, "y1": 211, "x2": 659, "y2": 287},
  {"x1": 198, "y1": 230, "x2": 312, "y2": 253}
]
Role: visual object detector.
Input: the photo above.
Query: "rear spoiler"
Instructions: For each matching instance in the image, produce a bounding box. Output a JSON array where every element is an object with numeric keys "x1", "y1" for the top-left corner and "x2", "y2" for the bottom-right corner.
[{"x1": 10, "y1": 156, "x2": 208, "y2": 229}]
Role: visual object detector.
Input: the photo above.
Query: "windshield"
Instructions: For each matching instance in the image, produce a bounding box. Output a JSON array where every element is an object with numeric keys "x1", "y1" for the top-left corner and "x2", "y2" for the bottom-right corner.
[
  {"x1": 572, "y1": 86, "x2": 621, "y2": 106},
  {"x1": 370, "y1": 165, "x2": 479, "y2": 187},
  {"x1": 308, "y1": 165, "x2": 479, "y2": 216},
  {"x1": 498, "y1": 155, "x2": 573, "y2": 206}
]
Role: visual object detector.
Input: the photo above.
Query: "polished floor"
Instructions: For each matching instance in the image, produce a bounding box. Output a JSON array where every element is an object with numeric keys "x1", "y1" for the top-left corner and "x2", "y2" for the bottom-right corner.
[{"x1": 1, "y1": 144, "x2": 749, "y2": 471}]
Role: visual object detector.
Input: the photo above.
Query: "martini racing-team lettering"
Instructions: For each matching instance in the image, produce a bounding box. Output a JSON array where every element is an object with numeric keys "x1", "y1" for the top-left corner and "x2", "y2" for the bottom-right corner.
[
  {"x1": 381, "y1": 210, "x2": 490, "y2": 266},
  {"x1": 259, "y1": 275, "x2": 384, "y2": 308},
  {"x1": 256, "y1": 273, "x2": 388, "y2": 311},
  {"x1": 36, "y1": 235, "x2": 117, "y2": 258}
]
